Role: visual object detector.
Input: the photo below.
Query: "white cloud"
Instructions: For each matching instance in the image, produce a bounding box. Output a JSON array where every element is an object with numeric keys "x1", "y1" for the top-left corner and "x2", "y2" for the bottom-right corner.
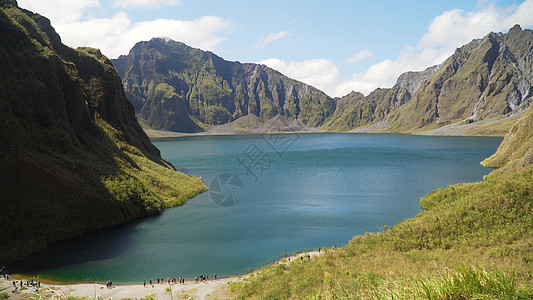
[
  {"x1": 18, "y1": 0, "x2": 533, "y2": 98},
  {"x1": 346, "y1": 50, "x2": 373, "y2": 64},
  {"x1": 236, "y1": 0, "x2": 533, "y2": 98},
  {"x1": 260, "y1": 58, "x2": 341, "y2": 95},
  {"x1": 260, "y1": 0, "x2": 533, "y2": 97},
  {"x1": 17, "y1": 0, "x2": 233, "y2": 59},
  {"x1": 18, "y1": 0, "x2": 99, "y2": 23},
  {"x1": 337, "y1": 0, "x2": 533, "y2": 97},
  {"x1": 255, "y1": 31, "x2": 290, "y2": 48},
  {"x1": 509, "y1": 0, "x2": 533, "y2": 27},
  {"x1": 260, "y1": 46, "x2": 442, "y2": 96},
  {"x1": 333, "y1": 46, "x2": 447, "y2": 96},
  {"x1": 419, "y1": 7, "x2": 500, "y2": 51},
  {"x1": 114, "y1": 0, "x2": 180, "y2": 9},
  {"x1": 54, "y1": 14, "x2": 233, "y2": 58}
]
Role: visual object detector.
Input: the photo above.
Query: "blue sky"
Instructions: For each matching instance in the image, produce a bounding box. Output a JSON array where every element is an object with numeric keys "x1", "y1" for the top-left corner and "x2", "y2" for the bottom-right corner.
[{"x1": 18, "y1": 0, "x2": 533, "y2": 96}]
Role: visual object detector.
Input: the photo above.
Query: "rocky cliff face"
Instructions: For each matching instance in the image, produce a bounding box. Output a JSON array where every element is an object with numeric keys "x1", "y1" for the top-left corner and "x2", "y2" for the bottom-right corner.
[
  {"x1": 388, "y1": 25, "x2": 533, "y2": 132},
  {"x1": 321, "y1": 66, "x2": 439, "y2": 131},
  {"x1": 115, "y1": 26, "x2": 532, "y2": 135},
  {"x1": 112, "y1": 38, "x2": 336, "y2": 133},
  {"x1": 323, "y1": 25, "x2": 533, "y2": 133},
  {"x1": 0, "y1": 2, "x2": 205, "y2": 263}
]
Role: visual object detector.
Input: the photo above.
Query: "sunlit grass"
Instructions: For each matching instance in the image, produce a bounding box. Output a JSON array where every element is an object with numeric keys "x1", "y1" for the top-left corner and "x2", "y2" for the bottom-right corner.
[{"x1": 233, "y1": 164, "x2": 533, "y2": 299}]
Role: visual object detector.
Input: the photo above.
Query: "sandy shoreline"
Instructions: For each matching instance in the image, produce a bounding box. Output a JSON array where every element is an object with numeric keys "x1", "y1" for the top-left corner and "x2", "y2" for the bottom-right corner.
[{"x1": 1, "y1": 251, "x2": 324, "y2": 299}]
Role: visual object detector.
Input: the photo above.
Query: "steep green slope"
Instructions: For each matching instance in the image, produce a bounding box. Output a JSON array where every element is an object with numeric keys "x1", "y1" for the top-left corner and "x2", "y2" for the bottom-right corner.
[
  {"x1": 482, "y1": 99, "x2": 533, "y2": 171},
  {"x1": 324, "y1": 25, "x2": 533, "y2": 134},
  {"x1": 0, "y1": 1, "x2": 206, "y2": 264},
  {"x1": 389, "y1": 25, "x2": 533, "y2": 133},
  {"x1": 233, "y1": 92, "x2": 533, "y2": 299},
  {"x1": 112, "y1": 39, "x2": 336, "y2": 133}
]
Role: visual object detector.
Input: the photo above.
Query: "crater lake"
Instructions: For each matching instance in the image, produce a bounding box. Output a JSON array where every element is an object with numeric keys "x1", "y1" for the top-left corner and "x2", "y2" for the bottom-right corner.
[{"x1": 11, "y1": 133, "x2": 502, "y2": 282}]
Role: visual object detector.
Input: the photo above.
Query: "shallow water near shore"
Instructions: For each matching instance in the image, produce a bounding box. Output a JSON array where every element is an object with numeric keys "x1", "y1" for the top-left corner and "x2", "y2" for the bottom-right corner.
[{"x1": 11, "y1": 133, "x2": 502, "y2": 282}]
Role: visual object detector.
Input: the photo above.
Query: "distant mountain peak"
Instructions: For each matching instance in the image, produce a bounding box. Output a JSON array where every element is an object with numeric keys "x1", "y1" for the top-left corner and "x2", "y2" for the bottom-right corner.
[
  {"x1": 112, "y1": 39, "x2": 336, "y2": 133},
  {"x1": 509, "y1": 24, "x2": 523, "y2": 32},
  {"x1": 113, "y1": 25, "x2": 533, "y2": 135}
]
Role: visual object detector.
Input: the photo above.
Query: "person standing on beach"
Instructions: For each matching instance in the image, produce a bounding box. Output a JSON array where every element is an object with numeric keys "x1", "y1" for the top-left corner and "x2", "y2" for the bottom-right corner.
[{"x1": 143, "y1": 280, "x2": 146, "y2": 287}]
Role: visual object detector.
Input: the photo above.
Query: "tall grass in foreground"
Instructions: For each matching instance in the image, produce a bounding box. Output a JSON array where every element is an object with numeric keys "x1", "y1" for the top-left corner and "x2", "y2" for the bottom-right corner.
[
  {"x1": 237, "y1": 265, "x2": 529, "y2": 300},
  {"x1": 232, "y1": 164, "x2": 533, "y2": 299},
  {"x1": 412, "y1": 266, "x2": 523, "y2": 300},
  {"x1": 319, "y1": 265, "x2": 528, "y2": 299}
]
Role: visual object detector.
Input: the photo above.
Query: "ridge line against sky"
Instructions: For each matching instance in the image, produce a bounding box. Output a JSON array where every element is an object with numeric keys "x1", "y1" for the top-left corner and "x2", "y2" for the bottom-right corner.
[{"x1": 17, "y1": 0, "x2": 533, "y2": 97}]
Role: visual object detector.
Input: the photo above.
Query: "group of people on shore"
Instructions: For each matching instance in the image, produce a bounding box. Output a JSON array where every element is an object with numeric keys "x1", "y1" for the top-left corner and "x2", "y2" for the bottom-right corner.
[
  {"x1": 142, "y1": 273, "x2": 219, "y2": 287},
  {"x1": 144, "y1": 275, "x2": 194, "y2": 287},
  {"x1": 1, "y1": 248, "x2": 325, "y2": 295},
  {"x1": 10, "y1": 278, "x2": 40, "y2": 293},
  {"x1": 1, "y1": 267, "x2": 41, "y2": 294},
  {"x1": 194, "y1": 273, "x2": 217, "y2": 283}
]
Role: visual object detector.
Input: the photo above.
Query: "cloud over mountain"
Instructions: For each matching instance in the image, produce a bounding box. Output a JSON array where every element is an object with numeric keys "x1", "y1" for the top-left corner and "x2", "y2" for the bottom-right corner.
[{"x1": 18, "y1": 0, "x2": 232, "y2": 58}]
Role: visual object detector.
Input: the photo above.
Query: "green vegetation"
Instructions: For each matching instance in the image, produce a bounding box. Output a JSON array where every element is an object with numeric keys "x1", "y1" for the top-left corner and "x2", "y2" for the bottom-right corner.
[
  {"x1": 463, "y1": 116, "x2": 519, "y2": 136},
  {"x1": 231, "y1": 114, "x2": 264, "y2": 131},
  {"x1": 0, "y1": 3, "x2": 205, "y2": 264},
  {"x1": 412, "y1": 266, "x2": 526, "y2": 300},
  {"x1": 383, "y1": 26, "x2": 532, "y2": 134},
  {"x1": 482, "y1": 104, "x2": 533, "y2": 171},
  {"x1": 113, "y1": 26, "x2": 533, "y2": 135},
  {"x1": 112, "y1": 38, "x2": 336, "y2": 133},
  {"x1": 140, "y1": 294, "x2": 156, "y2": 300},
  {"x1": 233, "y1": 103, "x2": 533, "y2": 299},
  {"x1": 232, "y1": 166, "x2": 533, "y2": 298},
  {"x1": 0, "y1": 292, "x2": 8, "y2": 300}
]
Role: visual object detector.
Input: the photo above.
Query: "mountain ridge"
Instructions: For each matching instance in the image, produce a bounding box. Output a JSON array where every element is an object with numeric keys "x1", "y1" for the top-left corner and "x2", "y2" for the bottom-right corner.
[
  {"x1": 114, "y1": 25, "x2": 533, "y2": 136},
  {"x1": 113, "y1": 38, "x2": 337, "y2": 133}
]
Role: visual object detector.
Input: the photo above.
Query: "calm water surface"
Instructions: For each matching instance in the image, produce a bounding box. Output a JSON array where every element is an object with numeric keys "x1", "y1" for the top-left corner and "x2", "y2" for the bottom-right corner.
[{"x1": 12, "y1": 134, "x2": 502, "y2": 282}]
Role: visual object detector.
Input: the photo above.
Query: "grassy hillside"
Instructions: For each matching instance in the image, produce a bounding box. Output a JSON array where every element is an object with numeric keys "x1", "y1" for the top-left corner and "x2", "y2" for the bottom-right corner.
[
  {"x1": 482, "y1": 103, "x2": 533, "y2": 171},
  {"x1": 0, "y1": 2, "x2": 206, "y2": 264},
  {"x1": 233, "y1": 106, "x2": 533, "y2": 299}
]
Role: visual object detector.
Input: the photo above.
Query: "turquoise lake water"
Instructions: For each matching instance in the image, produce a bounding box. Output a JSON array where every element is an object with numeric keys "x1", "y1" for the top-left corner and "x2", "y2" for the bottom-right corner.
[{"x1": 12, "y1": 133, "x2": 502, "y2": 282}]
